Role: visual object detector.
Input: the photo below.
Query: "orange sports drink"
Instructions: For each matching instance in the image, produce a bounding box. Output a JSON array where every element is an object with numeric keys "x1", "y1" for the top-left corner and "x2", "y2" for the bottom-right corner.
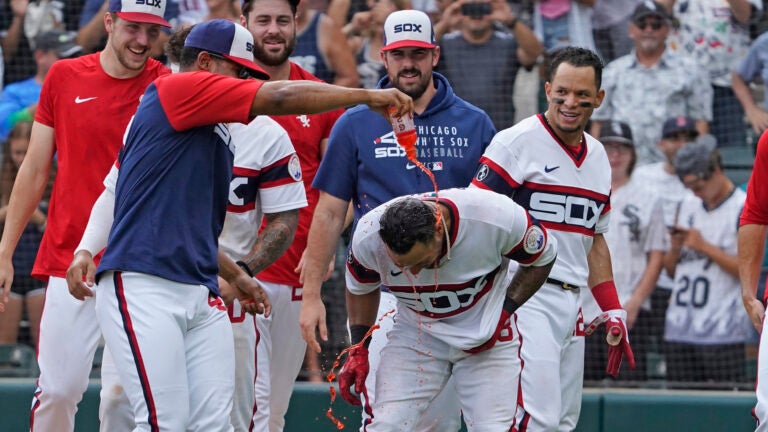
[{"x1": 387, "y1": 106, "x2": 418, "y2": 162}]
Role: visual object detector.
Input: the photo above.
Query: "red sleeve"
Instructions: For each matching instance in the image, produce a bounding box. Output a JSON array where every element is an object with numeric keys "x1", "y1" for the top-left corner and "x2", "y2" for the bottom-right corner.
[
  {"x1": 156, "y1": 71, "x2": 264, "y2": 131},
  {"x1": 741, "y1": 130, "x2": 768, "y2": 226},
  {"x1": 35, "y1": 61, "x2": 62, "y2": 127}
]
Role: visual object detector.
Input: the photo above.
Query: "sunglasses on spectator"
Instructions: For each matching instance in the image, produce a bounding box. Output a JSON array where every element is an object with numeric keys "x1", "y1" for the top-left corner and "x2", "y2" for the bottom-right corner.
[
  {"x1": 634, "y1": 19, "x2": 665, "y2": 30},
  {"x1": 208, "y1": 52, "x2": 253, "y2": 80}
]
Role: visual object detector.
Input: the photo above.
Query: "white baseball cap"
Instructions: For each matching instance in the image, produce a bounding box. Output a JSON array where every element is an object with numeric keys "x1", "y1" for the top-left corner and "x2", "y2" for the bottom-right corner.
[
  {"x1": 109, "y1": 0, "x2": 171, "y2": 27},
  {"x1": 184, "y1": 19, "x2": 270, "y2": 80},
  {"x1": 382, "y1": 10, "x2": 436, "y2": 51}
]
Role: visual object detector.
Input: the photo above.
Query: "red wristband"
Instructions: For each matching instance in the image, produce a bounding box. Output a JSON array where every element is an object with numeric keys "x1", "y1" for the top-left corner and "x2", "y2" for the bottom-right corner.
[{"x1": 591, "y1": 280, "x2": 621, "y2": 311}]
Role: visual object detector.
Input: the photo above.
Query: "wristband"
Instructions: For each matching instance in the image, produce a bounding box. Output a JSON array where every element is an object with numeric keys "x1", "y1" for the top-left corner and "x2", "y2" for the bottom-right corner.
[
  {"x1": 591, "y1": 280, "x2": 622, "y2": 311},
  {"x1": 349, "y1": 324, "x2": 372, "y2": 347},
  {"x1": 503, "y1": 296, "x2": 520, "y2": 314},
  {"x1": 236, "y1": 260, "x2": 254, "y2": 278}
]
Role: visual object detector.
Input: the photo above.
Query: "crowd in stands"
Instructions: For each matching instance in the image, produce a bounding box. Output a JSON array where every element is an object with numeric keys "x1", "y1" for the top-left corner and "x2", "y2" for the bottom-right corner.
[{"x1": 1, "y1": 0, "x2": 766, "y2": 390}]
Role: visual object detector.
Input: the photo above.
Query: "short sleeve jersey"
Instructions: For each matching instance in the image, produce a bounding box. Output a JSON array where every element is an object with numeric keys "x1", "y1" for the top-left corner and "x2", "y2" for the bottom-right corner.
[
  {"x1": 219, "y1": 116, "x2": 307, "y2": 260},
  {"x1": 97, "y1": 72, "x2": 263, "y2": 295},
  {"x1": 742, "y1": 130, "x2": 768, "y2": 227},
  {"x1": 471, "y1": 114, "x2": 611, "y2": 287},
  {"x1": 256, "y1": 63, "x2": 343, "y2": 287},
  {"x1": 346, "y1": 188, "x2": 556, "y2": 349},
  {"x1": 32, "y1": 53, "x2": 169, "y2": 281}
]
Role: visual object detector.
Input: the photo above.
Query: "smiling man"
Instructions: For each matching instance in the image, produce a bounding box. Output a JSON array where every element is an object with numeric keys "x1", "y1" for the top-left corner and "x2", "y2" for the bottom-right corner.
[{"x1": 472, "y1": 46, "x2": 635, "y2": 431}]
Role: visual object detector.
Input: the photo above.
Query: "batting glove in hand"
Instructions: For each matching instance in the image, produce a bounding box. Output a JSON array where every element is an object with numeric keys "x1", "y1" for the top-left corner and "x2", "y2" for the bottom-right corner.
[
  {"x1": 339, "y1": 345, "x2": 369, "y2": 405},
  {"x1": 585, "y1": 309, "x2": 636, "y2": 377}
]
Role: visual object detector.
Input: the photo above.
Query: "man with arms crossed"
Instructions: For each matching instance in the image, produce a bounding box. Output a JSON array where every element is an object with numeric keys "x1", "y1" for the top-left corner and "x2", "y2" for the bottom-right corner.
[
  {"x1": 471, "y1": 46, "x2": 635, "y2": 430},
  {"x1": 0, "y1": 2, "x2": 171, "y2": 430}
]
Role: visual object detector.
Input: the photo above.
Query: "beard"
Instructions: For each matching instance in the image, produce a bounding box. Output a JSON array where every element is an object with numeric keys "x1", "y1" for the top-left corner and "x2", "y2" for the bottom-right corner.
[
  {"x1": 253, "y1": 36, "x2": 296, "y2": 67},
  {"x1": 391, "y1": 68, "x2": 430, "y2": 100}
]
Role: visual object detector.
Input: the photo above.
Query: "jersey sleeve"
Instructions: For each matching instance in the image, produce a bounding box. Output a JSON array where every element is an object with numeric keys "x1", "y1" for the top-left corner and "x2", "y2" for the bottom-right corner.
[
  {"x1": 156, "y1": 72, "x2": 263, "y2": 131},
  {"x1": 470, "y1": 131, "x2": 524, "y2": 197},
  {"x1": 312, "y1": 112, "x2": 359, "y2": 201},
  {"x1": 502, "y1": 202, "x2": 557, "y2": 267},
  {"x1": 742, "y1": 131, "x2": 768, "y2": 226},
  {"x1": 345, "y1": 241, "x2": 382, "y2": 295},
  {"x1": 35, "y1": 61, "x2": 63, "y2": 127}
]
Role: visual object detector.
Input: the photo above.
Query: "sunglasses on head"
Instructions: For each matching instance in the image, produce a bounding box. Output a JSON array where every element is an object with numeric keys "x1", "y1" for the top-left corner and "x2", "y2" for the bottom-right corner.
[
  {"x1": 208, "y1": 52, "x2": 253, "y2": 79},
  {"x1": 634, "y1": 18, "x2": 665, "y2": 30}
]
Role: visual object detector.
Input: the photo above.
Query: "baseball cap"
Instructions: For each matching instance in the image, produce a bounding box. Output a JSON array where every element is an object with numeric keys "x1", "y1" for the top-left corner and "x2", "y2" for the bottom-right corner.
[
  {"x1": 662, "y1": 115, "x2": 698, "y2": 139},
  {"x1": 35, "y1": 30, "x2": 82, "y2": 58},
  {"x1": 673, "y1": 134, "x2": 719, "y2": 179},
  {"x1": 184, "y1": 19, "x2": 270, "y2": 80},
  {"x1": 599, "y1": 121, "x2": 633, "y2": 146},
  {"x1": 109, "y1": 0, "x2": 171, "y2": 27},
  {"x1": 631, "y1": 0, "x2": 670, "y2": 23},
  {"x1": 382, "y1": 10, "x2": 437, "y2": 51}
]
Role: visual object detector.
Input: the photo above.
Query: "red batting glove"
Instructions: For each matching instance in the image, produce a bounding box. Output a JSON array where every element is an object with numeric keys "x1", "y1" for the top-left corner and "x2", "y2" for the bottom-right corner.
[
  {"x1": 585, "y1": 309, "x2": 636, "y2": 377},
  {"x1": 338, "y1": 345, "x2": 369, "y2": 405}
]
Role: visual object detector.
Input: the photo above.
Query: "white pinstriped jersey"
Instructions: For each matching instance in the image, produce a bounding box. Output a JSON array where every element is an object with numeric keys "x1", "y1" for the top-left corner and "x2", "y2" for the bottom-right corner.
[
  {"x1": 218, "y1": 116, "x2": 307, "y2": 260},
  {"x1": 664, "y1": 187, "x2": 750, "y2": 344},
  {"x1": 471, "y1": 114, "x2": 611, "y2": 287},
  {"x1": 345, "y1": 187, "x2": 557, "y2": 350},
  {"x1": 632, "y1": 162, "x2": 688, "y2": 289},
  {"x1": 582, "y1": 178, "x2": 666, "y2": 321}
]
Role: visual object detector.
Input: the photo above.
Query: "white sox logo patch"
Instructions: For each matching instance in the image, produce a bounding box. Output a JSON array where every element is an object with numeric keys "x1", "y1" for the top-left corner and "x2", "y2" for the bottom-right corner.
[
  {"x1": 522, "y1": 225, "x2": 545, "y2": 254},
  {"x1": 288, "y1": 154, "x2": 302, "y2": 181}
]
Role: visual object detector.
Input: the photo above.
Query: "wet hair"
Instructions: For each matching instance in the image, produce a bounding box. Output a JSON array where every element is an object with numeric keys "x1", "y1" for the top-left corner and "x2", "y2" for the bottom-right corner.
[
  {"x1": 165, "y1": 25, "x2": 193, "y2": 64},
  {"x1": 242, "y1": 0, "x2": 300, "y2": 18},
  {"x1": 378, "y1": 198, "x2": 436, "y2": 255},
  {"x1": 547, "y1": 46, "x2": 604, "y2": 90}
]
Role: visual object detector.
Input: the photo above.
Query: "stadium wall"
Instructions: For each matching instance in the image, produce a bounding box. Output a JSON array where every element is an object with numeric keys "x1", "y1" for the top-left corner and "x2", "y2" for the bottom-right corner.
[{"x1": 0, "y1": 380, "x2": 757, "y2": 431}]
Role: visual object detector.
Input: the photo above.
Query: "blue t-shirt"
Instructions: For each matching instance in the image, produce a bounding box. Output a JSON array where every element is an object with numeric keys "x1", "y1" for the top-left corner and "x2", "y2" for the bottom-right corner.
[
  {"x1": 97, "y1": 72, "x2": 262, "y2": 295},
  {"x1": 313, "y1": 72, "x2": 496, "y2": 219},
  {"x1": 0, "y1": 78, "x2": 41, "y2": 140}
]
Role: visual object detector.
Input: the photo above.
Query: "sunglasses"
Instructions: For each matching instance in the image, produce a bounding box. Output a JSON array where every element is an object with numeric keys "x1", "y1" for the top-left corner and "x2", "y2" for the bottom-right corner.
[
  {"x1": 634, "y1": 19, "x2": 665, "y2": 30},
  {"x1": 208, "y1": 52, "x2": 253, "y2": 79}
]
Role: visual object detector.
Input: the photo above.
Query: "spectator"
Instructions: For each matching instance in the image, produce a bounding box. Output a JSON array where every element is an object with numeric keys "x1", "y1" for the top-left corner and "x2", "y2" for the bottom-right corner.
[
  {"x1": 290, "y1": 0, "x2": 359, "y2": 87},
  {"x1": 0, "y1": 30, "x2": 81, "y2": 141},
  {"x1": 591, "y1": 0, "x2": 642, "y2": 63},
  {"x1": 343, "y1": 0, "x2": 405, "y2": 89},
  {"x1": 732, "y1": 31, "x2": 768, "y2": 138},
  {"x1": 664, "y1": 0, "x2": 762, "y2": 148},
  {"x1": 591, "y1": 0, "x2": 711, "y2": 166},
  {"x1": 532, "y1": 0, "x2": 596, "y2": 53},
  {"x1": 0, "y1": 121, "x2": 51, "y2": 347},
  {"x1": 663, "y1": 135, "x2": 750, "y2": 384},
  {"x1": 438, "y1": 0, "x2": 542, "y2": 130},
  {"x1": 582, "y1": 121, "x2": 666, "y2": 381},
  {"x1": 632, "y1": 115, "x2": 699, "y2": 351}
]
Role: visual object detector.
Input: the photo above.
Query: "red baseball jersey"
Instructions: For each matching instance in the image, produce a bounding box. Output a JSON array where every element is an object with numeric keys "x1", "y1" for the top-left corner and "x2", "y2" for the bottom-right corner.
[
  {"x1": 32, "y1": 53, "x2": 169, "y2": 281},
  {"x1": 257, "y1": 63, "x2": 343, "y2": 287}
]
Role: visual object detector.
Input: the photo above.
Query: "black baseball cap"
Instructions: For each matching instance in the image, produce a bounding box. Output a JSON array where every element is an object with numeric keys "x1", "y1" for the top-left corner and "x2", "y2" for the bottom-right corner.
[
  {"x1": 35, "y1": 30, "x2": 82, "y2": 58},
  {"x1": 632, "y1": 0, "x2": 671, "y2": 22},
  {"x1": 599, "y1": 121, "x2": 634, "y2": 147},
  {"x1": 673, "y1": 135, "x2": 719, "y2": 179},
  {"x1": 662, "y1": 116, "x2": 698, "y2": 139}
]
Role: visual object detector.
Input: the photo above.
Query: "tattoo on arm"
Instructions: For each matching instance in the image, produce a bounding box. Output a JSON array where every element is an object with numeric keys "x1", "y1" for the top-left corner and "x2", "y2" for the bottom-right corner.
[
  {"x1": 241, "y1": 210, "x2": 299, "y2": 275},
  {"x1": 505, "y1": 260, "x2": 555, "y2": 307}
]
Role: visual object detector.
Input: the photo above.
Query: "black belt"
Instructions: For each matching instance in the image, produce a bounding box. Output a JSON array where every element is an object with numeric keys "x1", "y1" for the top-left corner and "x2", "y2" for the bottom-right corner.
[{"x1": 546, "y1": 278, "x2": 580, "y2": 291}]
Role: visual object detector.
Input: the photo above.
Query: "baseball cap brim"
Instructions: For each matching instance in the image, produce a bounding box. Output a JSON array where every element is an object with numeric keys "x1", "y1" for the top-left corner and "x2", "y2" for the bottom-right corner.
[
  {"x1": 382, "y1": 40, "x2": 437, "y2": 51},
  {"x1": 601, "y1": 136, "x2": 633, "y2": 146},
  {"x1": 116, "y1": 11, "x2": 171, "y2": 27},
  {"x1": 222, "y1": 54, "x2": 270, "y2": 80}
]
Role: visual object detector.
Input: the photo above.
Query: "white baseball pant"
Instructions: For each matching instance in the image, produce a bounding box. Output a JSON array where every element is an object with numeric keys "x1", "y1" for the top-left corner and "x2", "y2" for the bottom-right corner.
[
  {"x1": 96, "y1": 271, "x2": 235, "y2": 432},
  {"x1": 30, "y1": 276, "x2": 132, "y2": 432},
  {"x1": 360, "y1": 291, "x2": 461, "y2": 432},
  {"x1": 229, "y1": 300, "x2": 257, "y2": 432},
  {"x1": 367, "y1": 304, "x2": 521, "y2": 432},
  {"x1": 513, "y1": 282, "x2": 584, "y2": 432},
  {"x1": 755, "y1": 316, "x2": 768, "y2": 432}
]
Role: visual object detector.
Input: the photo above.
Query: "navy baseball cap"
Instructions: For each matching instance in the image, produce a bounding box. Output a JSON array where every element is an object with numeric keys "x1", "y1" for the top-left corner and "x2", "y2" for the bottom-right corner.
[
  {"x1": 184, "y1": 20, "x2": 270, "y2": 80},
  {"x1": 673, "y1": 135, "x2": 719, "y2": 179},
  {"x1": 382, "y1": 10, "x2": 437, "y2": 51},
  {"x1": 599, "y1": 121, "x2": 634, "y2": 147},
  {"x1": 109, "y1": 0, "x2": 171, "y2": 27},
  {"x1": 632, "y1": 0, "x2": 670, "y2": 23},
  {"x1": 662, "y1": 116, "x2": 698, "y2": 139},
  {"x1": 35, "y1": 30, "x2": 82, "y2": 58}
]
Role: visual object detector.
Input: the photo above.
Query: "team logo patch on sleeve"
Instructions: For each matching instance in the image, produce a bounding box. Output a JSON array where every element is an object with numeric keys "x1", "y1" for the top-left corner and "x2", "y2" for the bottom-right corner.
[
  {"x1": 475, "y1": 164, "x2": 490, "y2": 182},
  {"x1": 523, "y1": 225, "x2": 545, "y2": 254},
  {"x1": 288, "y1": 154, "x2": 302, "y2": 181}
]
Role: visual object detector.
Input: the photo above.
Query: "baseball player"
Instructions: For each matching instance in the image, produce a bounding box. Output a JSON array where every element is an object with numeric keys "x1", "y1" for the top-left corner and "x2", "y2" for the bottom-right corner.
[
  {"x1": 471, "y1": 46, "x2": 635, "y2": 430},
  {"x1": 582, "y1": 121, "x2": 666, "y2": 381},
  {"x1": 299, "y1": 9, "x2": 496, "y2": 431},
  {"x1": 63, "y1": 19, "x2": 411, "y2": 431},
  {"x1": 663, "y1": 135, "x2": 750, "y2": 383},
  {"x1": 739, "y1": 129, "x2": 768, "y2": 432},
  {"x1": 238, "y1": 1, "x2": 346, "y2": 429},
  {"x1": 339, "y1": 187, "x2": 556, "y2": 431},
  {"x1": 0, "y1": 2, "x2": 171, "y2": 430}
]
